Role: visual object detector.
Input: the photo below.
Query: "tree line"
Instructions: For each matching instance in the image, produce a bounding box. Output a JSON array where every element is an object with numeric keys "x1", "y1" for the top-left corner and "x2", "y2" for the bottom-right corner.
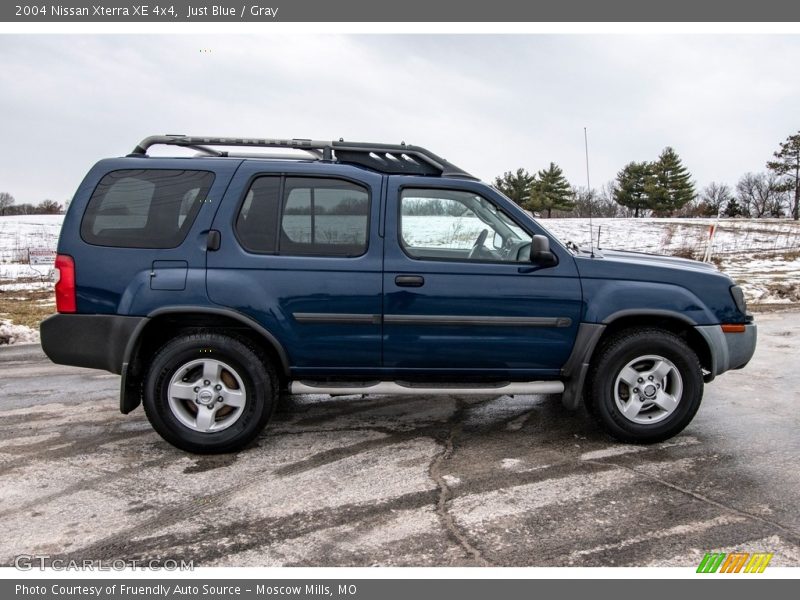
[
  {"x1": 0, "y1": 193, "x2": 63, "y2": 216},
  {"x1": 493, "y1": 131, "x2": 800, "y2": 220},
  {"x1": 2, "y1": 131, "x2": 798, "y2": 220}
]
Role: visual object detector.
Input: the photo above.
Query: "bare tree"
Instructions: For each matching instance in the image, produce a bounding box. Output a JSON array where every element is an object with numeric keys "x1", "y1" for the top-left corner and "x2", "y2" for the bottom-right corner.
[
  {"x1": 570, "y1": 187, "x2": 597, "y2": 218},
  {"x1": 699, "y1": 182, "x2": 732, "y2": 217},
  {"x1": 0, "y1": 192, "x2": 14, "y2": 216},
  {"x1": 736, "y1": 172, "x2": 787, "y2": 218},
  {"x1": 37, "y1": 199, "x2": 62, "y2": 214},
  {"x1": 570, "y1": 185, "x2": 620, "y2": 218},
  {"x1": 673, "y1": 195, "x2": 704, "y2": 217}
]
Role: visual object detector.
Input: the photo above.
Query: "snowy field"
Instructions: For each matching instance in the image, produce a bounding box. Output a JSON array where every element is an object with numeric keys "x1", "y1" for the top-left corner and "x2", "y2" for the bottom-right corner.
[
  {"x1": 0, "y1": 215, "x2": 61, "y2": 280},
  {"x1": 1, "y1": 214, "x2": 799, "y2": 344}
]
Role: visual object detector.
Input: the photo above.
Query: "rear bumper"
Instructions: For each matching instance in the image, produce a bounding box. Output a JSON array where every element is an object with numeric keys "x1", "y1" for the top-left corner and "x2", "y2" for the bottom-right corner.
[
  {"x1": 40, "y1": 314, "x2": 146, "y2": 374},
  {"x1": 695, "y1": 323, "x2": 757, "y2": 380}
]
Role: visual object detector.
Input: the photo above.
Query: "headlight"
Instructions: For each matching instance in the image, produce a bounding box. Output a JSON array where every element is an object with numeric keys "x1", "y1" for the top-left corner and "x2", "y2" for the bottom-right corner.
[{"x1": 730, "y1": 285, "x2": 747, "y2": 315}]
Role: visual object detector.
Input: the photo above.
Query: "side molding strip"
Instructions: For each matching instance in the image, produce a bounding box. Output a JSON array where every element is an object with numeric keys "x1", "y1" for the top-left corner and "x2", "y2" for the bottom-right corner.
[
  {"x1": 383, "y1": 315, "x2": 572, "y2": 327},
  {"x1": 292, "y1": 313, "x2": 572, "y2": 327},
  {"x1": 293, "y1": 313, "x2": 381, "y2": 324}
]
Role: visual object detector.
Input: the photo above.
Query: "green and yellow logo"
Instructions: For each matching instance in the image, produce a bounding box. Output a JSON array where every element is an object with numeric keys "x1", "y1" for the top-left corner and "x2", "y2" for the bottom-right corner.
[{"x1": 697, "y1": 552, "x2": 773, "y2": 573}]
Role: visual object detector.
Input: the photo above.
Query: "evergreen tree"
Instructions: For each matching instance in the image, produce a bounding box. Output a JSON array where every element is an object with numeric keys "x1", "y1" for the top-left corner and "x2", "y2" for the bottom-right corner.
[
  {"x1": 613, "y1": 161, "x2": 650, "y2": 217},
  {"x1": 766, "y1": 131, "x2": 800, "y2": 220},
  {"x1": 493, "y1": 168, "x2": 535, "y2": 207},
  {"x1": 723, "y1": 196, "x2": 744, "y2": 218},
  {"x1": 646, "y1": 147, "x2": 695, "y2": 216},
  {"x1": 527, "y1": 163, "x2": 574, "y2": 218}
]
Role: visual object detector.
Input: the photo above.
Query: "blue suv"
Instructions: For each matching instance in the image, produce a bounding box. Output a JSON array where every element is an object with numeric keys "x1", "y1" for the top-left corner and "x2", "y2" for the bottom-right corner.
[{"x1": 41, "y1": 135, "x2": 757, "y2": 453}]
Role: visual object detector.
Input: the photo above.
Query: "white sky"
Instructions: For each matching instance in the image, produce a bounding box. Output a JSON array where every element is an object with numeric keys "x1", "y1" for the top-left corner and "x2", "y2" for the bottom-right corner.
[{"x1": 0, "y1": 34, "x2": 798, "y2": 203}]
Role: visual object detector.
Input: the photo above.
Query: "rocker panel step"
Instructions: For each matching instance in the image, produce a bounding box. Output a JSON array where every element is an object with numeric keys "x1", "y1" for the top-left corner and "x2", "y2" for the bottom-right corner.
[{"x1": 289, "y1": 380, "x2": 564, "y2": 396}]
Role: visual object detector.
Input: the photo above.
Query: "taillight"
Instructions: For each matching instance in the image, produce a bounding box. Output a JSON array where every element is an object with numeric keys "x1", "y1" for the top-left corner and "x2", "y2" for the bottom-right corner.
[{"x1": 55, "y1": 254, "x2": 76, "y2": 313}]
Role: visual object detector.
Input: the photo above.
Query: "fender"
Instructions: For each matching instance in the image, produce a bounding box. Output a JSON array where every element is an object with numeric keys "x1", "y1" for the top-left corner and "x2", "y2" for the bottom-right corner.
[{"x1": 581, "y1": 279, "x2": 716, "y2": 325}]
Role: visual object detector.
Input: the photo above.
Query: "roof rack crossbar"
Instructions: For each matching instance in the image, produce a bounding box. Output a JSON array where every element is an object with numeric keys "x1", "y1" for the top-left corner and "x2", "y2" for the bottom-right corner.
[
  {"x1": 193, "y1": 151, "x2": 324, "y2": 161},
  {"x1": 130, "y1": 135, "x2": 476, "y2": 179}
]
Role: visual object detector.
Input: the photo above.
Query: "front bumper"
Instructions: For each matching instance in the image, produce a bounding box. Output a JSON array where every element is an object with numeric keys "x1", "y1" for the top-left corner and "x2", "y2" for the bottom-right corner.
[
  {"x1": 40, "y1": 313, "x2": 146, "y2": 374},
  {"x1": 695, "y1": 323, "x2": 757, "y2": 380}
]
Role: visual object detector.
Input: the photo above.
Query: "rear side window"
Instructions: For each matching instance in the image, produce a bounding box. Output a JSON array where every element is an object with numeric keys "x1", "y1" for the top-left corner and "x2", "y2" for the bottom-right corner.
[
  {"x1": 81, "y1": 169, "x2": 214, "y2": 248},
  {"x1": 236, "y1": 176, "x2": 282, "y2": 253},
  {"x1": 235, "y1": 176, "x2": 369, "y2": 256}
]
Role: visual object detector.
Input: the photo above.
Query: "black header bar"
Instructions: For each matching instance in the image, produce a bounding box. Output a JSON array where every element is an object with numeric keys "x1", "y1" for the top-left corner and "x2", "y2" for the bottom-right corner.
[{"x1": 4, "y1": 0, "x2": 800, "y2": 22}]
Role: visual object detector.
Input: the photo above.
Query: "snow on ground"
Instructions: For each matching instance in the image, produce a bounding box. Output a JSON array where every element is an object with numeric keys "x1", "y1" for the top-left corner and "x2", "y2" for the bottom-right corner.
[
  {"x1": 0, "y1": 320, "x2": 39, "y2": 345},
  {"x1": 543, "y1": 217, "x2": 800, "y2": 257}
]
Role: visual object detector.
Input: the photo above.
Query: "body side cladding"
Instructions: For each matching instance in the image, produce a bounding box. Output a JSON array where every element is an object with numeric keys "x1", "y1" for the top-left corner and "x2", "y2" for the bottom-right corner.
[
  {"x1": 560, "y1": 323, "x2": 606, "y2": 410},
  {"x1": 560, "y1": 309, "x2": 710, "y2": 409},
  {"x1": 694, "y1": 324, "x2": 726, "y2": 382},
  {"x1": 695, "y1": 323, "x2": 757, "y2": 381},
  {"x1": 119, "y1": 305, "x2": 292, "y2": 414}
]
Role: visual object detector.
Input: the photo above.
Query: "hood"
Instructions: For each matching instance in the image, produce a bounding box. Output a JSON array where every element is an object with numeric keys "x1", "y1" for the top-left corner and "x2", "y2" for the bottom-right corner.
[
  {"x1": 573, "y1": 245, "x2": 735, "y2": 294},
  {"x1": 589, "y1": 248, "x2": 719, "y2": 273}
]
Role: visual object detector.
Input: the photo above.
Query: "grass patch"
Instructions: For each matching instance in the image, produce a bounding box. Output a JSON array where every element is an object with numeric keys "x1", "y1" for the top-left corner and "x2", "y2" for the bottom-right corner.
[
  {"x1": 0, "y1": 286, "x2": 54, "y2": 329},
  {"x1": 668, "y1": 246, "x2": 698, "y2": 260}
]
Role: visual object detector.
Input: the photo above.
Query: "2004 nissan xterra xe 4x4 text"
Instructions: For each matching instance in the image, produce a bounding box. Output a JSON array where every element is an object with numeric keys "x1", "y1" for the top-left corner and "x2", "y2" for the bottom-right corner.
[{"x1": 40, "y1": 135, "x2": 757, "y2": 453}]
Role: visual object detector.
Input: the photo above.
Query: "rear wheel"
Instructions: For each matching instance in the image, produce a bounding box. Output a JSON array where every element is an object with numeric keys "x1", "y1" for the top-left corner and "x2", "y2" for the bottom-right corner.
[
  {"x1": 586, "y1": 328, "x2": 703, "y2": 443},
  {"x1": 143, "y1": 332, "x2": 276, "y2": 453}
]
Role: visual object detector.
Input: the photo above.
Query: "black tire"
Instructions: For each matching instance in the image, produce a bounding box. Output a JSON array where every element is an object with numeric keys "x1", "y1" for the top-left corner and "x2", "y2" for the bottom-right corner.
[
  {"x1": 143, "y1": 332, "x2": 276, "y2": 454},
  {"x1": 585, "y1": 328, "x2": 703, "y2": 444}
]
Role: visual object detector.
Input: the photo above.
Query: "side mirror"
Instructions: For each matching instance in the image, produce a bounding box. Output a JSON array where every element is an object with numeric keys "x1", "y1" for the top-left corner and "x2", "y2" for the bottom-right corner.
[{"x1": 531, "y1": 235, "x2": 557, "y2": 267}]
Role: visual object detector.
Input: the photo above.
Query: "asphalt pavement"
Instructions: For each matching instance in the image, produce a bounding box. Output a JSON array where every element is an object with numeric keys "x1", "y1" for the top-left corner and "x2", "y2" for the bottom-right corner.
[{"x1": 0, "y1": 311, "x2": 798, "y2": 567}]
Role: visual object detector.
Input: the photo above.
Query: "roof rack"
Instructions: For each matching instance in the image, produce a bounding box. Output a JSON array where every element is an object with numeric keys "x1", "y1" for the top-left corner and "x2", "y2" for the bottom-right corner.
[{"x1": 130, "y1": 135, "x2": 476, "y2": 179}]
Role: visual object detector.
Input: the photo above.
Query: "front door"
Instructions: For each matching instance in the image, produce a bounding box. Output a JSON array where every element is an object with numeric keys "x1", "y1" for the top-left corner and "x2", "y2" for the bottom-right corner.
[{"x1": 382, "y1": 179, "x2": 582, "y2": 380}]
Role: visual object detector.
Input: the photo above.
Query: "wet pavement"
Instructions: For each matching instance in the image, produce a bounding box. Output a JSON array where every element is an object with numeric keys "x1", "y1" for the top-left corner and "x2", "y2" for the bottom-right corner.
[{"x1": 0, "y1": 310, "x2": 798, "y2": 567}]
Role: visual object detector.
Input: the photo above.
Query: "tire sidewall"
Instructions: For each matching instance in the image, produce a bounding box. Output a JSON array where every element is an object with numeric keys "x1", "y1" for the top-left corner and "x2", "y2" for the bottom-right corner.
[
  {"x1": 592, "y1": 332, "x2": 703, "y2": 442},
  {"x1": 144, "y1": 334, "x2": 273, "y2": 453}
]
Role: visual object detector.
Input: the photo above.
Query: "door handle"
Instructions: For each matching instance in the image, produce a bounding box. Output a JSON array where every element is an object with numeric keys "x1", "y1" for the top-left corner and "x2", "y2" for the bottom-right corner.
[
  {"x1": 395, "y1": 275, "x2": 425, "y2": 287},
  {"x1": 207, "y1": 230, "x2": 221, "y2": 251}
]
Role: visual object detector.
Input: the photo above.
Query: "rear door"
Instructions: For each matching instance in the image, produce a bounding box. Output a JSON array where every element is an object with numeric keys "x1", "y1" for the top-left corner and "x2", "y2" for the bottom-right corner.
[
  {"x1": 382, "y1": 177, "x2": 582, "y2": 380},
  {"x1": 206, "y1": 162, "x2": 384, "y2": 376}
]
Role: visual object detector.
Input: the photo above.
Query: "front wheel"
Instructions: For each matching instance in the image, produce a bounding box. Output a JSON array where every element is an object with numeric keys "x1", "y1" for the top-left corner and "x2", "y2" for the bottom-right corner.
[
  {"x1": 143, "y1": 333, "x2": 276, "y2": 453},
  {"x1": 586, "y1": 328, "x2": 703, "y2": 443}
]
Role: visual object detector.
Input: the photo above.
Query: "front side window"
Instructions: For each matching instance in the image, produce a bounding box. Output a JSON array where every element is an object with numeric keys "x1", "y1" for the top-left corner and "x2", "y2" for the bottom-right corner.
[
  {"x1": 399, "y1": 188, "x2": 532, "y2": 262},
  {"x1": 81, "y1": 169, "x2": 214, "y2": 248}
]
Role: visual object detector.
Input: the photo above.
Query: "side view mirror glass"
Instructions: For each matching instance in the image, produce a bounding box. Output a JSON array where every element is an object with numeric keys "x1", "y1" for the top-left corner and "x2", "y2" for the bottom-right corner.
[{"x1": 493, "y1": 232, "x2": 503, "y2": 249}]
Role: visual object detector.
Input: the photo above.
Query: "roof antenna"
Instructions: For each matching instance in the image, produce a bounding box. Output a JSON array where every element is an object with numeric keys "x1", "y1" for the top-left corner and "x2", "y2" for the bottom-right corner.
[{"x1": 584, "y1": 127, "x2": 595, "y2": 258}]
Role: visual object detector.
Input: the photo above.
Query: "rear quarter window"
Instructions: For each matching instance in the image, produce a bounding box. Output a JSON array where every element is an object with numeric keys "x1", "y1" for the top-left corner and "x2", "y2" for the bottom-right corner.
[{"x1": 80, "y1": 169, "x2": 214, "y2": 248}]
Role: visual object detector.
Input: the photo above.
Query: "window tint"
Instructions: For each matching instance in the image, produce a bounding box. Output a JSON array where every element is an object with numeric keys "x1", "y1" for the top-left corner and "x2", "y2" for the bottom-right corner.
[
  {"x1": 400, "y1": 188, "x2": 531, "y2": 262},
  {"x1": 235, "y1": 176, "x2": 281, "y2": 253},
  {"x1": 81, "y1": 169, "x2": 214, "y2": 248},
  {"x1": 281, "y1": 178, "x2": 369, "y2": 256},
  {"x1": 235, "y1": 176, "x2": 369, "y2": 256}
]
